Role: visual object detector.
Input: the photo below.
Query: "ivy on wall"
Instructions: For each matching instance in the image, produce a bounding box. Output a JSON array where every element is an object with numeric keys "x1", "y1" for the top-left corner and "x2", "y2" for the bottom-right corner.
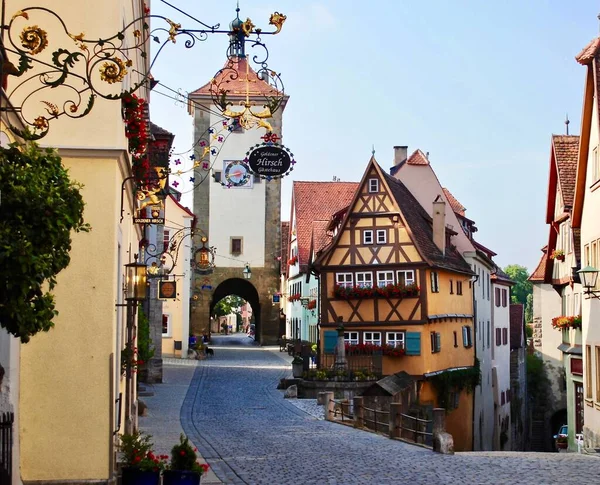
[
  {"x1": 0, "y1": 141, "x2": 90, "y2": 342},
  {"x1": 427, "y1": 358, "x2": 481, "y2": 410}
]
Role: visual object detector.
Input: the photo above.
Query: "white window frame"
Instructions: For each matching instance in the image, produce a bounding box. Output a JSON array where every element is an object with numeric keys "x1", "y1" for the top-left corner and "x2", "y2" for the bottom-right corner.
[
  {"x1": 430, "y1": 271, "x2": 439, "y2": 293},
  {"x1": 397, "y1": 270, "x2": 415, "y2": 286},
  {"x1": 344, "y1": 331, "x2": 359, "y2": 345},
  {"x1": 431, "y1": 331, "x2": 441, "y2": 353},
  {"x1": 386, "y1": 332, "x2": 405, "y2": 349},
  {"x1": 336, "y1": 273, "x2": 353, "y2": 289},
  {"x1": 368, "y1": 178, "x2": 379, "y2": 193},
  {"x1": 162, "y1": 313, "x2": 172, "y2": 337},
  {"x1": 363, "y1": 332, "x2": 382, "y2": 345},
  {"x1": 376, "y1": 229, "x2": 387, "y2": 244},
  {"x1": 377, "y1": 271, "x2": 394, "y2": 288},
  {"x1": 363, "y1": 230, "x2": 374, "y2": 245},
  {"x1": 356, "y1": 272, "x2": 373, "y2": 288},
  {"x1": 462, "y1": 325, "x2": 472, "y2": 347}
]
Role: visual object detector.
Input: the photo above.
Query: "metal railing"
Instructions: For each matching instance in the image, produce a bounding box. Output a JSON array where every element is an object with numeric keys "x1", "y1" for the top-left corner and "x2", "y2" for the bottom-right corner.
[
  {"x1": 363, "y1": 405, "x2": 390, "y2": 434},
  {"x1": 398, "y1": 412, "x2": 433, "y2": 446},
  {"x1": 1, "y1": 412, "x2": 14, "y2": 485}
]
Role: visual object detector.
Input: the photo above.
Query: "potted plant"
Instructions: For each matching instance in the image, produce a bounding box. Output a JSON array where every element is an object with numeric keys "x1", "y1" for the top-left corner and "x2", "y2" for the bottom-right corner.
[
  {"x1": 291, "y1": 356, "x2": 304, "y2": 378},
  {"x1": 163, "y1": 434, "x2": 210, "y2": 485},
  {"x1": 119, "y1": 431, "x2": 167, "y2": 485},
  {"x1": 550, "y1": 249, "x2": 565, "y2": 261}
]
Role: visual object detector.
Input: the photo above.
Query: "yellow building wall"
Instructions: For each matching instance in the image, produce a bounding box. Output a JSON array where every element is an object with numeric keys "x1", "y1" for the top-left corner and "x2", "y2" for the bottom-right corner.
[
  {"x1": 426, "y1": 269, "x2": 473, "y2": 316},
  {"x1": 19, "y1": 156, "x2": 136, "y2": 480}
]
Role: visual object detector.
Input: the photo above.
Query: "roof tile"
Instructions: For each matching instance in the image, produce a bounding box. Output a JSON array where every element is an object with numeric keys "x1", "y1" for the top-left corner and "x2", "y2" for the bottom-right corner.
[
  {"x1": 281, "y1": 221, "x2": 290, "y2": 276},
  {"x1": 293, "y1": 182, "x2": 358, "y2": 271},
  {"x1": 576, "y1": 37, "x2": 600, "y2": 65},
  {"x1": 406, "y1": 149, "x2": 429, "y2": 166},
  {"x1": 552, "y1": 135, "x2": 579, "y2": 209},
  {"x1": 442, "y1": 187, "x2": 466, "y2": 216},
  {"x1": 529, "y1": 249, "x2": 548, "y2": 282}
]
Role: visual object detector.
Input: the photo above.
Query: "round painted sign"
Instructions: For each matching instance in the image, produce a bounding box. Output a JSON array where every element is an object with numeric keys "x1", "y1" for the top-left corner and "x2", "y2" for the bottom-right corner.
[{"x1": 247, "y1": 145, "x2": 292, "y2": 178}]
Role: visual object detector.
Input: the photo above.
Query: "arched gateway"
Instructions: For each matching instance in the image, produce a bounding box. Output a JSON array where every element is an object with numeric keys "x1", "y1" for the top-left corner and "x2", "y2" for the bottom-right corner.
[{"x1": 187, "y1": 12, "x2": 288, "y2": 344}]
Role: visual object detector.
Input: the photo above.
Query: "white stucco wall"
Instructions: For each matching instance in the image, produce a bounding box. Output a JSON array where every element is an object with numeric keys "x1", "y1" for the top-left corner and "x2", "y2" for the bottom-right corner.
[{"x1": 581, "y1": 95, "x2": 600, "y2": 447}]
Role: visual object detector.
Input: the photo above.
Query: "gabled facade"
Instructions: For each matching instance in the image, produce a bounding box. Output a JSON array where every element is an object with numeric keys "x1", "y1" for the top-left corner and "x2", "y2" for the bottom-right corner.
[
  {"x1": 572, "y1": 36, "x2": 600, "y2": 449},
  {"x1": 285, "y1": 182, "x2": 357, "y2": 341},
  {"x1": 392, "y1": 146, "x2": 510, "y2": 451},
  {"x1": 314, "y1": 157, "x2": 476, "y2": 451}
]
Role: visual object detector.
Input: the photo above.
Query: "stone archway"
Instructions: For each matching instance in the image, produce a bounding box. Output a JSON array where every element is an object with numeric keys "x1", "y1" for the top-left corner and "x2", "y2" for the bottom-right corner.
[{"x1": 210, "y1": 278, "x2": 261, "y2": 339}]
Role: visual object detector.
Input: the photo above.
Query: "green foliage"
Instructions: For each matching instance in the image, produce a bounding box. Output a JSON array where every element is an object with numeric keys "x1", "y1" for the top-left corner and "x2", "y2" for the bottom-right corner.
[
  {"x1": 137, "y1": 305, "x2": 155, "y2": 365},
  {"x1": 525, "y1": 293, "x2": 533, "y2": 324},
  {"x1": 119, "y1": 431, "x2": 167, "y2": 471},
  {"x1": 525, "y1": 324, "x2": 533, "y2": 338},
  {"x1": 169, "y1": 434, "x2": 206, "y2": 474},
  {"x1": 503, "y1": 264, "x2": 532, "y2": 305},
  {"x1": 213, "y1": 295, "x2": 245, "y2": 317},
  {"x1": 526, "y1": 352, "x2": 550, "y2": 409},
  {"x1": 428, "y1": 359, "x2": 481, "y2": 410},
  {"x1": 0, "y1": 142, "x2": 90, "y2": 342}
]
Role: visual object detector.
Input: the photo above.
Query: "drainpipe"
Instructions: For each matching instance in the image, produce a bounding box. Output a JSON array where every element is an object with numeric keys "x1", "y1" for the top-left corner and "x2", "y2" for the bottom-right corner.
[{"x1": 471, "y1": 274, "x2": 479, "y2": 451}]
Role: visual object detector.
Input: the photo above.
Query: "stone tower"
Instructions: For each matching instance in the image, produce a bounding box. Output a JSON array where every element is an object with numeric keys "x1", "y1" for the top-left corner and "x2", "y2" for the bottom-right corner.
[{"x1": 187, "y1": 12, "x2": 288, "y2": 344}]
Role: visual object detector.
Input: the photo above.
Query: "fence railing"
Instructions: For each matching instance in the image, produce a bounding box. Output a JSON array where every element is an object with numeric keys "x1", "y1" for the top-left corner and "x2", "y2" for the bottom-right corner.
[
  {"x1": 323, "y1": 394, "x2": 436, "y2": 449},
  {"x1": 1, "y1": 412, "x2": 14, "y2": 485},
  {"x1": 318, "y1": 352, "x2": 382, "y2": 375}
]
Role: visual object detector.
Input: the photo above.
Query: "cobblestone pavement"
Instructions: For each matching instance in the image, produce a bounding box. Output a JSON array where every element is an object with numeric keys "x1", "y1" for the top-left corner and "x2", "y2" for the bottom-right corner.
[{"x1": 147, "y1": 333, "x2": 599, "y2": 485}]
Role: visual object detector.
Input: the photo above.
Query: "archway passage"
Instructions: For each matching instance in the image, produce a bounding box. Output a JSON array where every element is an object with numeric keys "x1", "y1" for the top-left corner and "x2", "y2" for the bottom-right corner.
[{"x1": 210, "y1": 278, "x2": 261, "y2": 341}]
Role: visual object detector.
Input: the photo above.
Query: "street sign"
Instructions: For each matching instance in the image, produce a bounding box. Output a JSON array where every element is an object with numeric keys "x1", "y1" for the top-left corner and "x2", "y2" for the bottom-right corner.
[{"x1": 158, "y1": 280, "x2": 177, "y2": 299}]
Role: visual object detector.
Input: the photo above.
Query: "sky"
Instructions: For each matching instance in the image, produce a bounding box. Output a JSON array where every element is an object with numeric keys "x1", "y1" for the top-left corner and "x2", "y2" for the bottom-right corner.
[{"x1": 149, "y1": 0, "x2": 600, "y2": 273}]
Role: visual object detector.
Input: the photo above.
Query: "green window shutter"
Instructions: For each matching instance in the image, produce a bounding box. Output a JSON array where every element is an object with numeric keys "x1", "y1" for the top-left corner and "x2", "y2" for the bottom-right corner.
[
  {"x1": 405, "y1": 332, "x2": 421, "y2": 356},
  {"x1": 324, "y1": 330, "x2": 337, "y2": 354}
]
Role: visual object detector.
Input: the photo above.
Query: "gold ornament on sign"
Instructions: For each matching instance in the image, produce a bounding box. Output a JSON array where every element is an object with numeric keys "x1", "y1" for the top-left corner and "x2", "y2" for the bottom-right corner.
[
  {"x1": 32, "y1": 116, "x2": 48, "y2": 130},
  {"x1": 68, "y1": 32, "x2": 85, "y2": 42},
  {"x1": 241, "y1": 18, "x2": 255, "y2": 37},
  {"x1": 41, "y1": 101, "x2": 59, "y2": 117},
  {"x1": 19, "y1": 25, "x2": 48, "y2": 54},
  {"x1": 99, "y1": 57, "x2": 127, "y2": 84},
  {"x1": 12, "y1": 10, "x2": 29, "y2": 21},
  {"x1": 269, "y1": 12, "x2": 287, "y2": 34},
  {"x1": 166, "y1": 19, "x2": 181, "y2": 43}
]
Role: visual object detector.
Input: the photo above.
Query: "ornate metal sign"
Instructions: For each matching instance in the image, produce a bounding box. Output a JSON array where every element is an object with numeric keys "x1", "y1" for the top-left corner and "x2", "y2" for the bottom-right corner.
[
  {"x1": 158, "y1": 280, "x2": 177, "y2": 299},
  {"x1": 133, "y1": 167, "x2": 166, "y2": 224},
  {"x1": 244, "y1": 134, "x2": 295, "y2": 180}
]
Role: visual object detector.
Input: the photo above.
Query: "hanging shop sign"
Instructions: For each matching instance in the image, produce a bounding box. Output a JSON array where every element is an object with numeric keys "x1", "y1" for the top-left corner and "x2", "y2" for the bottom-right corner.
[
  {"x1": 133, "y1": 167, "x2": 167, "y2": 224},
  {"x1": 158, "y1": 280, "x2": 177, "y2": 299},
  {"x1": 244, "y1": 135, "x2": 296, "y2": 180}
]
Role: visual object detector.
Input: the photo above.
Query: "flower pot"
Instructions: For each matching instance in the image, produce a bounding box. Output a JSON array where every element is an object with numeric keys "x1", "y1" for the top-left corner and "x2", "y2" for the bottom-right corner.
[
  {"x1": 163, "y1": 470, "x2": 202, "y2": 485},
  {"x1": 121, "y1": 467, "x2": 160, "y2": 485}
]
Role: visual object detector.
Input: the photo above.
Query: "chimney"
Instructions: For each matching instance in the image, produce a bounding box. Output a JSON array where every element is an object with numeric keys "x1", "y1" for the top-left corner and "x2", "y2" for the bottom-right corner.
[
  {"x1": 432, "y1": 195, "x2": 446, "y2": 255},
  {"x1": 393, "y1": 146, "x2": 408, "y2": 166}
]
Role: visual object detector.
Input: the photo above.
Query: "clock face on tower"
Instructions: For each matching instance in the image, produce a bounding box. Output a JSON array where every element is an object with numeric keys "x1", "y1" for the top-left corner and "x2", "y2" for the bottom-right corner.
[{"x1": 223, "y1": 160, "x2": 252, "y2": 188}]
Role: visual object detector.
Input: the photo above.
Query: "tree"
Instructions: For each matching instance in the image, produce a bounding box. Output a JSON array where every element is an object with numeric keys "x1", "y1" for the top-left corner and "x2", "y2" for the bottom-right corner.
[
  {"x1": 504, "y1": 264, "x2": 533, "y2": 323},
  {"x1": 0, "y1": 142, "x2": 90, "y2": 342},
  {"x1": 213, "y1": 295, "x2": 245, "y2": 318}
]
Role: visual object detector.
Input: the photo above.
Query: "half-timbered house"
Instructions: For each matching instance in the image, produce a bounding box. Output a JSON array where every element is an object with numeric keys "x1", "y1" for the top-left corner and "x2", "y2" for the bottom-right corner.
[{"x1": 313, "y1": 157, "x2": 476, "y2": 450}]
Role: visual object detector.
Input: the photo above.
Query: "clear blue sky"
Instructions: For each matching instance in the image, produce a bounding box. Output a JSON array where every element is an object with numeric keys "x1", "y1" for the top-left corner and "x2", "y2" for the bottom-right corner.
[{"x1": 150, "y1": 0, "x2": 599, "y2": 273}]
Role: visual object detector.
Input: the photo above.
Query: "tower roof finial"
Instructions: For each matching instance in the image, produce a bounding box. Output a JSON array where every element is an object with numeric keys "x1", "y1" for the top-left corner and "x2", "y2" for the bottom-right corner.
[
  {"x1": 372, "y1": 144, "x2": 375, "y2": 156},
  {"x1": 565, "y1": 113, "x2": 570, "y2": 135}
]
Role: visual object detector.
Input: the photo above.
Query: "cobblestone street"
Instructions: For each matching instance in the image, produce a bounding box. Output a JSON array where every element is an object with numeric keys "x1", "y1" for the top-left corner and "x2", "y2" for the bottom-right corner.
[{"x1": 141, "y1": 334, "x2": 599, "y2": 485}]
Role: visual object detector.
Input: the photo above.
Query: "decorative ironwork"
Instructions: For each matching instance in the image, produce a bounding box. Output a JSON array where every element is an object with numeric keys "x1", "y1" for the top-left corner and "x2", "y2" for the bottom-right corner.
[
  {"x1": 1, "y1": 5, "x2": 286, "y2": 139},
  {"x1": 192, "y1": 236, "x2": 216, "y2": 275},
  {"x1": 144, "y1": 226, "x2": 194, "y2": 278}
]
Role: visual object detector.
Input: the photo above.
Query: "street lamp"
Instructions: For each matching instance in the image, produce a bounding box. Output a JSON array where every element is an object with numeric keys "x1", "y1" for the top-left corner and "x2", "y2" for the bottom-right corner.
[
  {"x1": 578, "y1": 266, "x2": 600, "y2": 299},
  {"x1": 125, "y1": 261, "x2": 147, "y2": 301},
  {"x1": 243, "y1": 263, "x2": 252, "y2": 279}
]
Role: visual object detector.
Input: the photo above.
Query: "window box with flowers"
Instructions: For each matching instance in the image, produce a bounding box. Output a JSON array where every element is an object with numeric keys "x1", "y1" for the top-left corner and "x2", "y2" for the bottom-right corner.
[
  {"x1": 307, "y1": 299, "x2": 317, "y2": 310},
  {"x1": 551, "y1": 315, "x2": 582, "y2": 330},
  {"x1": 550, "y1": 249, "x2": 565, "y2": 262},
  {"x1": 344, "y1": 343, "x2": 406, "y2": 357},
  {"x1": 288, "y1": 255, "x2": 298, "y2": 266},
  {"x1": 334, "y1": 283, "x2": 419, "y2": 300},
  {"x1": 288, "y1": 293, "x2": 301, "y2": 302}
]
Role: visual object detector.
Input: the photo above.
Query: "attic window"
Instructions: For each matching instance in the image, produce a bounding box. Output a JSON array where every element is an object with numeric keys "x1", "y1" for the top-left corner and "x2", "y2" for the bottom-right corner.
[{"x1": 368, "y1": 179, "x2": 379, "y2": 193}]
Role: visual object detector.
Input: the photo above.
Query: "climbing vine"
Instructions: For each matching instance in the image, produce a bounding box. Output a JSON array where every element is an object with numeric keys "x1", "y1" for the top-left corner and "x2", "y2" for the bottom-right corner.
[
  {"x1": 0, "y1": 141, "x2": 90, "y2": 342},
  {"x1": 427, "y1": 358, "x2": 481, "y2": 410}
]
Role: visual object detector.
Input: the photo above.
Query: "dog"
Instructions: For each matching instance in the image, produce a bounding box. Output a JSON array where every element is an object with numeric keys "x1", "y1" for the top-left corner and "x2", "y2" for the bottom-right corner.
[{"x1": 205, "y1": 347, "x2": 214, "y2": 357}]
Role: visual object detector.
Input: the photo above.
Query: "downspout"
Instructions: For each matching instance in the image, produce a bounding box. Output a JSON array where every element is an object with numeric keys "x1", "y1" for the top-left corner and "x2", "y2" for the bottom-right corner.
[{"x1": 471, "y1": 275, "x2": 478, "y2": 451}]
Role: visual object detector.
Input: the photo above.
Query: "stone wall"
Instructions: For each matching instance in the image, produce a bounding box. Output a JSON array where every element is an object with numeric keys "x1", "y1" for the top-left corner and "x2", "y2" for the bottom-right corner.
[{"x1": 145, "y1": 277, "x2": 163, "y2": 383}]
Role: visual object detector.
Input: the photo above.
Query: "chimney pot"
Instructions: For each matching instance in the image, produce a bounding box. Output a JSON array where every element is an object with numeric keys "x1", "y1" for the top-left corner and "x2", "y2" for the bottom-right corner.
[{"x1": 432, "y1": 196, "x2": 446, "y2": 255}]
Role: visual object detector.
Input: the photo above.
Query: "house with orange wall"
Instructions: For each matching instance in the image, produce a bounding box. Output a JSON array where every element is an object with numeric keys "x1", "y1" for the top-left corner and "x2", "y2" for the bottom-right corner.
[{"x1": 313, "y1": 156, "x2": 476, "y2": 450}]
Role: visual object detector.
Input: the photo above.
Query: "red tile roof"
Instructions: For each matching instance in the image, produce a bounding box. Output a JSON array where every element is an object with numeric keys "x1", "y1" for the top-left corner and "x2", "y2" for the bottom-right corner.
[
  {"x1": 281, "y1": 221, "x2": 290, "y2": 276},
  {"x1": 311, "y1": 220, "x2": 331, "y2": 258},
  {"x1": 442, "y1": 187, "x2": 466, "y2": 216},
  {"x1": 190, "y1": 57, "x2": 281, "y2": 97},
  {"x1": 552, "y1": 135, "x2": 580, "y2": 209},
  {"x1": 576, "y1": 37, "x2": 600, "y2": 65},
  {"x1": 510, "y1": 304, "x2": 525, "y2": 349},
  {"x1": 529, "y1": 249, "x2": 548, "y2": 282},
  {"x1": 292, "y1": 181, "x2": 358, "y2": 272},
  {"x1": 406, "y1": 149, "x2": 429, "y2": 166}
]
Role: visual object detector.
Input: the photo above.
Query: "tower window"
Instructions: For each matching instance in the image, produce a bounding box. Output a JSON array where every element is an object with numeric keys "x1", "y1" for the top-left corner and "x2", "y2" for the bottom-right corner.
[
  {"x1": 231, "y1": 237, "x2": 243, "y2": 255},
  {"x1": 213, "y1": 171, "x2": 222, "y2": 183}
]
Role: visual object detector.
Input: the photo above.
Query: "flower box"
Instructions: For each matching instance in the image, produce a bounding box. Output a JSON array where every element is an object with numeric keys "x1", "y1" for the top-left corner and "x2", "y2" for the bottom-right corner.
[
  {"x1": 551, "y1": 315, "x2": 582, "y2": 330},
  {"x1": 333, "y1": 283, "x2": 419, "y2": 300},
  {"x1": 550, "y1": 249, "x2": 565, "y2": 261}
]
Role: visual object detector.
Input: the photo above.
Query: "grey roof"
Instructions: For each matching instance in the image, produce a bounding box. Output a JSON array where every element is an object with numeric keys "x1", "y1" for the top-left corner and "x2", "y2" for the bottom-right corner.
[{"x1": 360, "y1": 371, "x2": 414, "y2": 397}]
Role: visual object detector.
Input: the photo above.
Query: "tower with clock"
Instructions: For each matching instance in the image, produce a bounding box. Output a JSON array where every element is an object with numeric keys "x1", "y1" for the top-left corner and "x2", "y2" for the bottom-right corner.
[{"x1": 187, "y1": 10, "x2": 288, "y2": 344}]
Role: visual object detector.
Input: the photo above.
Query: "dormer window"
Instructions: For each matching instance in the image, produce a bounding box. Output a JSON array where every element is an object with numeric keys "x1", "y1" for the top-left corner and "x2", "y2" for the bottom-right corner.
[{"x1": 368, "y1": 179, "x2": 379, "y2": 193}]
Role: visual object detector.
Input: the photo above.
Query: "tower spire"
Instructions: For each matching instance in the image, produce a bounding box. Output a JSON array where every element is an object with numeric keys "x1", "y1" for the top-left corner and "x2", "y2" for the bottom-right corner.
[
  {"x1": 228, "y1": 4, "x2": 245, "y2": 58},
  {"x1": 565, "y1": 113, "x2": 570, "y2": 135}
]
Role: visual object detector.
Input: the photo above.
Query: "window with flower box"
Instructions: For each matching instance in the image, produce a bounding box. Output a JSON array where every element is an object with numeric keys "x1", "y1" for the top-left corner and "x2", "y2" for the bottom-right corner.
[
  {"x1": 387, "y1": 332, "x2": 405, "y2": 349},
  {"x1": 363, "y1": 230, "x2": 373, "y2": 245},
  {"x1": 377, "y1": 271, "x2": 394, "y2": 288},
  {"x1": 344, "y1": 331, "x2": 359, "y2": 345},
  {"x1": 364, "y1": 332, "x2": 382, "y2": 345},
  {"x1": 356, "y1": 272, "x2": 373, "y2": 288},
  {"x1": 336, "y1": 273, "x2": 353, "y2": 289},
  {"x1": 376, "y1": 229, "x2": 387, "y2": 244},
  {"x1": 397, "y1": 270, "x2": 415, "y2": 286}
]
